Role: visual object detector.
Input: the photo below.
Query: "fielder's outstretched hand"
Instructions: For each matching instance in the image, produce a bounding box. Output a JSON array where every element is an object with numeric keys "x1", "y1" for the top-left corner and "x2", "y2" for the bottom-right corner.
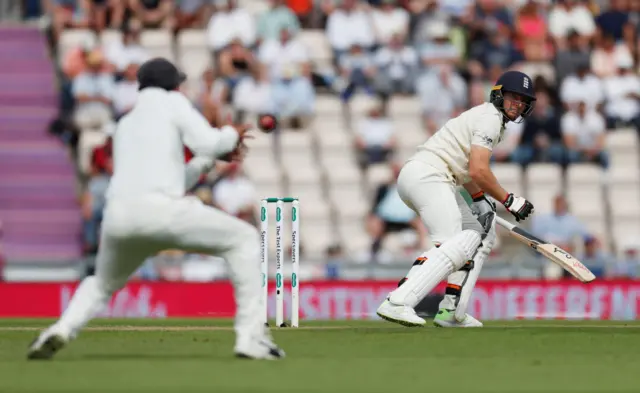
[{"x1": 221, "y1": 115, "x2": 253, "y2": 162}]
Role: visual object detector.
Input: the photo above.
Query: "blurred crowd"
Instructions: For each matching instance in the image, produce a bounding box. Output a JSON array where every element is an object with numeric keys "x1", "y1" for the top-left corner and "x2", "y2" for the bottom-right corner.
[
  {"x1": 27, "y1": 0, "x2": 640, "y2": 279},
  {"x1": 336, "y1": 0, "x2": 639, "y2": 168}
]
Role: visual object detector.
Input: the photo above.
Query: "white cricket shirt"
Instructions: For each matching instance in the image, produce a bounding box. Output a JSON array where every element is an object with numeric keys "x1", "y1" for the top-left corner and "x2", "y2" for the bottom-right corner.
[
  {"x1": 409, "y1": 102, "x2": 505, "y2": 185},
  {"x1": 106, "y1": 88, "x2": 238, "y2": 200}
]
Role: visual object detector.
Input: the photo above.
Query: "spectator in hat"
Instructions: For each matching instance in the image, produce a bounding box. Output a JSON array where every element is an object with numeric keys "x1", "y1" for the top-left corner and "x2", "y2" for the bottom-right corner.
[
  {"x1": 72, "y1": 50, "x2": 115, "y2": 131},
  {"x1": 60, "y1": 35, "x2": 110, "y2": 115},
  {"x1": 62, "y1": 35, "x2": 110, "y2": 81}
]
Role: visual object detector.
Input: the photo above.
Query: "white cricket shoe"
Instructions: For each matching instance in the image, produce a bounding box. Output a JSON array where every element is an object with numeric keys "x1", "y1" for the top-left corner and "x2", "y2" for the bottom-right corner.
[
  {"x1": 433, "y1": 309, "x2": 483, "y2": 328},
  {"x1": 376, "y1": 298, "x2": 426, "y2": 327},
  {"x1": 234, "y1": 325, "x2": 286, "y2": 360},
  {"x1": 27, "y1": 325, "x2": 70, "y2": 360}
]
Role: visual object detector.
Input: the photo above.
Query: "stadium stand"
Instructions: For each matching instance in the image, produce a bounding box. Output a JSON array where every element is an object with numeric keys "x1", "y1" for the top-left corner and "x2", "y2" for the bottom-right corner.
[{"x1": 0, "y1": 26, "x2": 82, "y2": 264}]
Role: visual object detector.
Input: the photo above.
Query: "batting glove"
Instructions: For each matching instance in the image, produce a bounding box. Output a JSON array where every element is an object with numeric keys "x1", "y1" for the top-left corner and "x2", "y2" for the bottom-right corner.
[
  {"x1": 470, "y1": 191, "x2": 496, "y2": 218},
  {"x1": 502, "y1": 193, "x2": 534, "y2": 222}
]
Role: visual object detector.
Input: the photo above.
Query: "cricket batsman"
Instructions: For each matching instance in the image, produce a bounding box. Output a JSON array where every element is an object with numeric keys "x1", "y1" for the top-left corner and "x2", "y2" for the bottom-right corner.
[
  {"x1": 377, "y1": 70, "x2": 537, "y2": 327},
  {"x1": 28, "y1": 58, "x2": 285, "y2": 360}
]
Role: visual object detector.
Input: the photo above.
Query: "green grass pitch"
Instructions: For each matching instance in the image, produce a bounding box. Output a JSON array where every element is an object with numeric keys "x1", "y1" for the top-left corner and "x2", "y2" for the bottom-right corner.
[{"x1": 1, "y1": 319, "x2": 639, "y2": 392}]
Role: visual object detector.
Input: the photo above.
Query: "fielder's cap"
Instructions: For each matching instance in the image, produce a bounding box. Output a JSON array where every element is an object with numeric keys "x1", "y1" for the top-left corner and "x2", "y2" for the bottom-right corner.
[{"x1": 137, "y1": 57, "x2": 186, "y2": 91}]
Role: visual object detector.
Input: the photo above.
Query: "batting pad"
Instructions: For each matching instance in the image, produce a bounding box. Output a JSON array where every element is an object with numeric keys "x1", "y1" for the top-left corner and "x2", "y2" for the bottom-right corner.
[
  {"x1": 455, "y1": 225, "x2": 497, "y2": 321},
  {"x1": 440, "y1": 229, "x2": 483, "y2": 268},
  {"x1": 389, "y1": 230, "x2": 482, "y2": 308}
]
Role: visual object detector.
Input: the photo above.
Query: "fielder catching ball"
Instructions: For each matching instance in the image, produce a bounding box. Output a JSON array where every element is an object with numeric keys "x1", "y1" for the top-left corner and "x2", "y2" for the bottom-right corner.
[
  {"x1": 28, "y1": 58, "x2": 285, "y2": 360},
  {"x1": 377, "y1": 70, "x2": 537, "y2": 328}
]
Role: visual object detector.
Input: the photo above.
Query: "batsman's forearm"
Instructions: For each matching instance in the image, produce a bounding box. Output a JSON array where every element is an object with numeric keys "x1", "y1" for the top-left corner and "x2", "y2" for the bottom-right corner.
[
  {"x1": 462, "y1": 181, "x2": 483, "y2": 198},
  {"x1": 470, "y1": 169, "x2": 509, "y2": 204}
]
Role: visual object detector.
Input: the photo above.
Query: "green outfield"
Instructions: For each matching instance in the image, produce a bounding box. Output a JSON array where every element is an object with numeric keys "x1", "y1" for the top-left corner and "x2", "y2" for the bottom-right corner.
[{"x1": 1, "y1": 319, "x2": 639, "y2": 392}]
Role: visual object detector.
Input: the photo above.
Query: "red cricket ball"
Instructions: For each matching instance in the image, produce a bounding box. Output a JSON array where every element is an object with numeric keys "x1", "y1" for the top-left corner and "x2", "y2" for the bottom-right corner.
[{"x1": 258, "y1": 114, "x2": 277, "y2": 133}]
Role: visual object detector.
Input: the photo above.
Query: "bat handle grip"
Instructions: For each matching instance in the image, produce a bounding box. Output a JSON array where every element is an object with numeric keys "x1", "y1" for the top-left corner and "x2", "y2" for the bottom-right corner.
[{"x1": 494, "y1": 215, "x2": 516, "y2": 231}]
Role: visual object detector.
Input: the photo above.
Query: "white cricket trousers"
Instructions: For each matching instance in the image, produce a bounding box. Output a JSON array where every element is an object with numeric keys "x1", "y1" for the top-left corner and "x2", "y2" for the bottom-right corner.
[
  {"x1": 396, "y1": 159, "x2": 484, "y2": 310},
  {"x1": 55, "y1": 194, "x2": 263, "y2": 340},
  {"x1": 397, "y1": 159, "x2": 482, "y2": 241}
]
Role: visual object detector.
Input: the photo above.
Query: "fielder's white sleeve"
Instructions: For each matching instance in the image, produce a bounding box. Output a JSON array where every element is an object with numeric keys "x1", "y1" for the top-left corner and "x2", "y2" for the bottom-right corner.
[
  {"x1": 170, "y1": 92, "x2": 239, "y2": 160},
  {"x1": 184, "y1": 156, "x2": 214, "y2": 190}
]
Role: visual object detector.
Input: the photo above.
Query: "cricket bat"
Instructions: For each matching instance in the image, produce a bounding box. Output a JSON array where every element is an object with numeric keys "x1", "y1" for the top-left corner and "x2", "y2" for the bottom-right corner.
[{"x1": 495, "y1": 216, "x2": 596, "y2": 283}]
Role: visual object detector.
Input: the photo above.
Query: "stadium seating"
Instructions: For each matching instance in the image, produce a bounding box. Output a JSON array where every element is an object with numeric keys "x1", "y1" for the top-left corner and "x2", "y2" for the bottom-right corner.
[
  {"x1": 38, "y1": 22, "x2": 640, "y2": 264},
  {"x1": 524, "y1": 163, "x2": 563, "y2": 214},
  {"x1": 140, "y1": 29, "x2": 174, "y2": 62}
]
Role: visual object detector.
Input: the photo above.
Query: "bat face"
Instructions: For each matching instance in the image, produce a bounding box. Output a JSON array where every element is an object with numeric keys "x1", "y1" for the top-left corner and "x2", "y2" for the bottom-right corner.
[
  {"x1": 510, "y1": 227, "x2": 596, "y2": 283},
  {"x1": 536, "y1": 244, "x2": 596, "y2": 283}
]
